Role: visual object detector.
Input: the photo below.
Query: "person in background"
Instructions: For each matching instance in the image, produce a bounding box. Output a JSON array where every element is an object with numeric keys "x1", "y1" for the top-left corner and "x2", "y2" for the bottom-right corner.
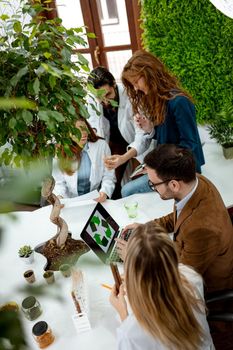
[
  {"x1": 87, "y1": 66, "x2": 150, "y2": 198},
  {"x1": 104, "y1": 50, "x2": 205, "y2": 197},
  {"x1": 116, "y1": 144, "x2": 233, "y2": 293},
  {"x1": 52, "y1": 118, "x2": 116, "y2": 202},
  {"x1": 110, "y1": 222, "x2": 214, "y2": 350}
]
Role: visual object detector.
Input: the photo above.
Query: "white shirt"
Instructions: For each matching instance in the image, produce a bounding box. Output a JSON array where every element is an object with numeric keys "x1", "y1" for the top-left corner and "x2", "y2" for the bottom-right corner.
[
  {"x1": 52, "y1": 139, "x2": 116, "y2": 198},
  {"x1": 87, "y1": 84, "x2": 155, "y2": 164},
  {"x1": 117, "y1": 264, "x2": 214, "y2": 350},
  {"x1": 175, "y1": 178, "x2": 199, "y2": 218}
]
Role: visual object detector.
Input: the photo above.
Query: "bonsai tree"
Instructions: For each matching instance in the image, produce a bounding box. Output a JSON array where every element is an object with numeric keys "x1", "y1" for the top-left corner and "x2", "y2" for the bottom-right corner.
[
  {"x1": 208, "y1": 104, "x2": 233, "y2": 159},
  {"x1": 0, "y1": 1, "x2": 91, "y2": 265},
  {"x1": 18, "y1": 245, "x2": 33, "y2": 258}
]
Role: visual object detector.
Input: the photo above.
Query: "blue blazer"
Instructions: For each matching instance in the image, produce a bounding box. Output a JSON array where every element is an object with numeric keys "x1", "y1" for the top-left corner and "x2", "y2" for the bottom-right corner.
[{"x1": 154, "y1": 96, "x2": 205, "y2": 173}]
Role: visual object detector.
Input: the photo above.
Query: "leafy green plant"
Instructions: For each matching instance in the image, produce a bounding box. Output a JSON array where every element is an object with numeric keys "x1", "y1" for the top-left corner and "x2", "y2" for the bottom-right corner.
[
  {"x1": 0, "y1": 0, "x2": 92, "y2": 167},
  {"x1": 208, "y1": 104, "x2": 233, "y2": 148},
  {"x1": 18, "y1": 245, "x2": 33, "y2": 257},
  {"x1": 141, "y1": 0, "x2": 233, "y2": 123}
]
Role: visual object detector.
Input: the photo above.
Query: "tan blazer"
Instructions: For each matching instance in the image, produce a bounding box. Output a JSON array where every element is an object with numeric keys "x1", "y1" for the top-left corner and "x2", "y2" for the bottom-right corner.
[{"x1": 154, "y1": 175, "x2": 233, "y2": 293}]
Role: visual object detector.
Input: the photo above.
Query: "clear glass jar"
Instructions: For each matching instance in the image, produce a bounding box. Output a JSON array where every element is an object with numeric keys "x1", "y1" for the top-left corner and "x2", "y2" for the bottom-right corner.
[
  {"x1": 32, "y1": 321, "x2": 55, "y2": 349},
  {"x1": 21, "y1": 296, "x2": 42, "y2": 321}
]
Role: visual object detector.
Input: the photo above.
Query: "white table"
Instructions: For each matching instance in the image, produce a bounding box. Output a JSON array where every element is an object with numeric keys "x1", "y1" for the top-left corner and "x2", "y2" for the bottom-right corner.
[{"x1": 0, "y1": 141, "x2": 232, "y2": 349}]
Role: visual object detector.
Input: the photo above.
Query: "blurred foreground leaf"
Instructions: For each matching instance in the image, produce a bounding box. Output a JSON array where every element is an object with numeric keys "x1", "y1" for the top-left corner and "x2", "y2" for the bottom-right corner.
[{"x1": 0, "y1": 98, "x2": 36, "y2": 110}]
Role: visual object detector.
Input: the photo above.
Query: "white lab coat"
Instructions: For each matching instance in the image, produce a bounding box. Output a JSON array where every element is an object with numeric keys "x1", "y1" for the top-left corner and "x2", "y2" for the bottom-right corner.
[
  {"x1": 87, "y1": 84, "x2": 135, "y2": 144},
  {"x1": 87, "y1": 84, "x2": 155, "y2": 164},
  {"x1": 117, "y1": 264, "x2": 214, "y2": 350},
  {"x1": 52, "y1": 139, "x2": 116, "y2": 199}
]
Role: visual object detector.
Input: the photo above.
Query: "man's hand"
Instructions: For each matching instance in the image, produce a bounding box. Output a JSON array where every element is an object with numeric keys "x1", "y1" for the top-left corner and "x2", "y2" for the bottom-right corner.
[
  {"x1": 134, "y1": 114, "x2": 154, "y2": 133},
  {"x1": 95, "y1": 192, "x2": 107, "y2": 203},
  {"x1": 104, "y1": 155, "x2": 124, "y2": 170},
  {"x1": 109, "y1": 285, "x2": 128, "y2": 322}
]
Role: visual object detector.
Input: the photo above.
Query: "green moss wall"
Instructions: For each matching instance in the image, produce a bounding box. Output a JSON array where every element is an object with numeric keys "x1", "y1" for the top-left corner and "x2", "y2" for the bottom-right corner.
[{"x1": 141, "y1": 0, "x2": 233, "y2": 122}]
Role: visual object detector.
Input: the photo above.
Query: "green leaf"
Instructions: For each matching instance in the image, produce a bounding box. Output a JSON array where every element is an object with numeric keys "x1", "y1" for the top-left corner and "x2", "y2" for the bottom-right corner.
[
  {"x1": 13, "y1": 21, "x2": 22, "y2": 33},
  {"x1": 10, "y1": 66, "x2": 28, "y2": 87},
  {"x1": 35, "y1": 65, "x2": 45, "y2": 77},
  {"x1": 49, "y1": 75, "x2": 56, "y2": 89},
  {"x1": 0, "y1": 14, "x2": 9, "y2": 20},
  {"x1": 43, "y1": 52, "x2": 52, "y2": 59},
  {"x1": 38, "y1": 110, "x2": 49, "y2": 121},
  {"x1": 9, "y1": 118, "x2": 17, "y2": 129},
  {"x1": 110, "y1": 100, "x2": 118, "y2": 108},
  {"x1": 33, "y1": 78, "x2": 40, "y2": 95},
  {"x1": 38, "y1": 40, "x2": 50, "y2": 49},
  {"x1": 87, "y1": 32, "x2": 96, "y2": 38},
  {"x1": 49, "y1": 111, "x2": 65, "y2": 122},
  {"x1": 61, "y1": 48, "x2": 71, "y2": 61},
  {"x1": 67, "y1": 105, "x2": 76, "y2": 116},
  {"x1": 22, "y1": 110, "x2": 33, "y2": 124},
  {"x1": 0, "y1": 98, "x2": 36, "y2": 110}
]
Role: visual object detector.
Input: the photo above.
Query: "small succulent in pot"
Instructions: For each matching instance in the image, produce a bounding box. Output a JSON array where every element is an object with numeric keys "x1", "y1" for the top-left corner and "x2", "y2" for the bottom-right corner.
[{"x1": 18, "y1": 245, "x2": 34, "y2": 264}]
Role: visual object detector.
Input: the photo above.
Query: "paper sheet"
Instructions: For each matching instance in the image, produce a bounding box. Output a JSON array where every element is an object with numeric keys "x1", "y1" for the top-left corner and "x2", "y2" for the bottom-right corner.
[{"x1": 60, "y1": 190, "x2": 99, "y2": 208}]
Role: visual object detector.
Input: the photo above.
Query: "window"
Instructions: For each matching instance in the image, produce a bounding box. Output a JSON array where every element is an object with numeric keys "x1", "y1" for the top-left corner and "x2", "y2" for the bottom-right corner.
[{"x1": 97, "y1": 0, "x2": 119, "y2": 25}]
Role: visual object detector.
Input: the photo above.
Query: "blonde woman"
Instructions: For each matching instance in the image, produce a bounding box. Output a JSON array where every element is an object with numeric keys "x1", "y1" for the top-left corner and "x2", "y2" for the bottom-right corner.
[
  {"x1": 110, "y1": 222, "x2": 214, "y2": 350},
  {"x1": 52, "y1": 118, "x2": 116, "y2": 202}
]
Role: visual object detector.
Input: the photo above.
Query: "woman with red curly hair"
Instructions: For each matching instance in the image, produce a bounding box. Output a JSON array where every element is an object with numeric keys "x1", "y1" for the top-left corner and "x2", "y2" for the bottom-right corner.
[{"x1": 105, "y1": 50, "x2": 204, "y2": 197}]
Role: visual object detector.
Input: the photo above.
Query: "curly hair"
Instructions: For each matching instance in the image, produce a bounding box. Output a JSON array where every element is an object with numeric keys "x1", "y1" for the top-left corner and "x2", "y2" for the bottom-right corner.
[{"x1": 122, "y1": 50, "x2": 192, "y2": 124}]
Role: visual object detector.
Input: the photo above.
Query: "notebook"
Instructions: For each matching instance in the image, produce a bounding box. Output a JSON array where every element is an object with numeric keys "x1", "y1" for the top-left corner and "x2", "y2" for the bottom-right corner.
[{"x1": 80, "y1": 203, "x2": 132, "y2": 264}]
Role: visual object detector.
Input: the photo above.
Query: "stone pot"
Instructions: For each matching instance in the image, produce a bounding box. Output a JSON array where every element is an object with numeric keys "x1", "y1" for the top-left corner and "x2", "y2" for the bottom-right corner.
[
  {"x1": 59, "y1": 264, "x2": 71, "y2": 277},
  {"x1": 43, "y1": 271, "x2": 55, "y2": 284},
  {"x1": 222, "y1": 146, "x2": 233, "y2": 159},
  {"x1": 20, "y1": 251, "x2": 34, "y2": 265},
  {"x1": 24, "y1": 270, "x2": 36, "y2": 284}
]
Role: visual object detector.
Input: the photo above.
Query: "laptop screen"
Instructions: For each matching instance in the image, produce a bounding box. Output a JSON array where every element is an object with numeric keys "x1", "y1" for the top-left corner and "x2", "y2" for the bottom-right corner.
[{"x1": 80, "y1": 203, "x2": 120, "y2": 263}]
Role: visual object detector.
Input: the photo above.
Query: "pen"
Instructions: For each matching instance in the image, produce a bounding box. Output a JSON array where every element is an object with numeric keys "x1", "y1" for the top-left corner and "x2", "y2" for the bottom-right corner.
[{"x1": 101, "y1": 283, "x2": 112, "y2": 291}]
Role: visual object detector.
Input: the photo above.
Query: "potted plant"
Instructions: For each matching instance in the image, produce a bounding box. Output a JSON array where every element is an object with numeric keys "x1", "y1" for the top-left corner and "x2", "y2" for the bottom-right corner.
[
  {"x1": 0, "y1": 0, "x2": 92, "y2": 166},
  {"x1": 0, "y1": 1, "x2": 92, "y2": 270},
  {"x1": 18, "y1": 245, "x2": 34, "y2": 264},
  {"x1": 208, "y1": 104, "x2": 233, "y2": 159}
]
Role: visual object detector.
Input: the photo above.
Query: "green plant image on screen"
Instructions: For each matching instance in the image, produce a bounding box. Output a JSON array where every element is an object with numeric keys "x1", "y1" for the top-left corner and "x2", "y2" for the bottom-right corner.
[{"x1": 86, "y1": 211, "x2": 115, "y2": 253}]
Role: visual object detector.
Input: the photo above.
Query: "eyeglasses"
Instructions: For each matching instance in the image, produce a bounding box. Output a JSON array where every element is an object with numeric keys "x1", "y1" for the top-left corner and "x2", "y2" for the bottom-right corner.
[
  {"x1": 148, "y1": 178, "x2": 181, "y2": 192},
  {"x1": 148, "y1": 179, "x2": 170, "y2": 192}
]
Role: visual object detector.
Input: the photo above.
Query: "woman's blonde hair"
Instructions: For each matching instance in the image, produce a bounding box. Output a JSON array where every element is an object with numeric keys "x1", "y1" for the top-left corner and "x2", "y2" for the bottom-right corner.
[
  {"x1": 58, "y1": 117, "x2": 102, "y2": 175},
  {"x1": 125, "y1": 222, "x2": 205, "y2": 350},
  {"x1": 122, "y1": 50, "x2": 192, "y2": 124}
]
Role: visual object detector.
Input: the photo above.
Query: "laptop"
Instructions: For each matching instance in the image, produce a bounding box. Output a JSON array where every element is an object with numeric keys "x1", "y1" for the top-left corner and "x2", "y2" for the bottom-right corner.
[{"x1": 80, "y1": 203, "x2": 132, "y2": 264}]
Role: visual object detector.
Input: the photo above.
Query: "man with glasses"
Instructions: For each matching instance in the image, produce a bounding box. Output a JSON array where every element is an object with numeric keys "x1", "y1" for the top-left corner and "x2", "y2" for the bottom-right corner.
[{"x1": 117, "y1": 144, "x2": 233, "y2": 293}]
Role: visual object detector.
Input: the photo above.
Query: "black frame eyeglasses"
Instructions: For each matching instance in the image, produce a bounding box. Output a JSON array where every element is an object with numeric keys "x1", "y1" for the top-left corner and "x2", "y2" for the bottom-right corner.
[
  {"x1": 148, "y1": 178, "x2": 181, "y2": 192},
  {"x1": 148, "y1": 179, "x2": 170, "y2": 192}
]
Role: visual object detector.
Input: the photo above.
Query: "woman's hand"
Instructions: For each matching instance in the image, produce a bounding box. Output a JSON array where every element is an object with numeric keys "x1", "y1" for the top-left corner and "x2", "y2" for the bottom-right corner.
[
  {"x1": 104, "y1": 155, "x2": 125, "y2": 170},
  {"x1": 95, "y1": 192, "x2": 107, "y2": 203},
  {"x1": 109, "y1": 285, "x2": 128, "y2": 322},
  {"x1": 116, "y1": 223, "x2": 140, "y2": 261},
  {"x1": 134, "y1": 114, "x2": 154, "y2": 133}
]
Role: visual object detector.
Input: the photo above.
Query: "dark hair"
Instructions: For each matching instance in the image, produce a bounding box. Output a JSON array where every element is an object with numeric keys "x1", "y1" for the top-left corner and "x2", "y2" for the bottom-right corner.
[
  {"x1": 144, "y1": 144, "x2": 196, "y2": 183},
  {"x1": 88, "y1": 66, "x2": 116, "y2": 89}
]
